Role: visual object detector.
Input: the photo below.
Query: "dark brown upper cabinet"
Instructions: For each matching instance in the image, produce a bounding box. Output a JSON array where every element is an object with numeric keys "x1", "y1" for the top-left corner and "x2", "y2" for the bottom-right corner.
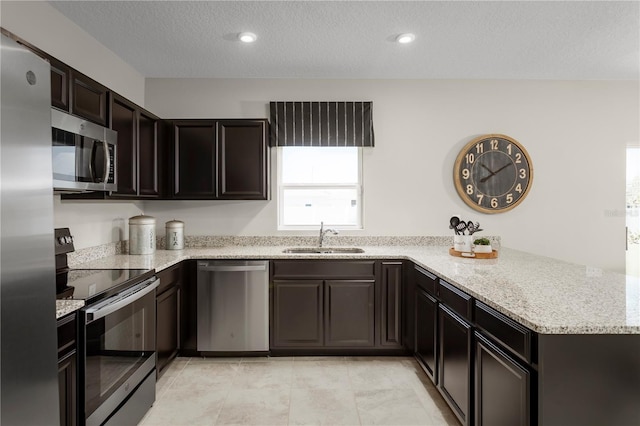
[
  {"x1": 172, "y1": 121, "x2": 217, "y2": 199},
  {"x1": 171, "y1": 119, "x2": 269, "y2": 200},
  {"x1": 217, "y1": 120, "x2": 268, "y2": 199},
  {"x1": 138, "y1": 110, "x2": 162, "y2": 197},
  {"x1": 69, "y1": 70, "x2": 108, "y2": 126},
  {"x1": 50, "y1": 58, "x2": 70, "y2": 112},
  {"x1": 109, "y1": 94, "x2": 162, "y2": 198}
]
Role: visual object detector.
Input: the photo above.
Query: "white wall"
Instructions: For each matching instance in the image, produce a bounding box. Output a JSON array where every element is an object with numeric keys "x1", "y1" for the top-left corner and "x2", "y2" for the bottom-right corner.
[
  {"x1": 2, "y1": 1, "x2": 148, "y2": 249},
  {"x1": 53, "y1": 196, "x2": 144, "y2": 249},
  {"x1": 0, "y1": 1, "x2": 145, "y2": 106},
  {"x1": 145, "y1": 78, "x2": 639, "y2": 273},
  {"x1": 3, "y1": 2, "x2": 637, "y2": 271}
]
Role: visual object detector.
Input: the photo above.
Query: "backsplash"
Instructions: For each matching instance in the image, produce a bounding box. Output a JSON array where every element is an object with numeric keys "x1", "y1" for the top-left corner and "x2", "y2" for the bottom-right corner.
[
  {"x1": 68, "y1": 240, "x2": 127, "y2": 267},
  {"x1": 69, "y1": 235, "x2": 501, "y2": 266}
]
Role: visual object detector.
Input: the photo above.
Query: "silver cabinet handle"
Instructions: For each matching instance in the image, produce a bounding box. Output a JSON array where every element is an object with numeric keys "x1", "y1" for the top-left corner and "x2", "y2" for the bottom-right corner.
[
  {"x1": 198, "y1": 265, "x2": 267, "y2": 272},
  {"x1": 85, "y1": 278, "x2": 159, "y2": 323}
]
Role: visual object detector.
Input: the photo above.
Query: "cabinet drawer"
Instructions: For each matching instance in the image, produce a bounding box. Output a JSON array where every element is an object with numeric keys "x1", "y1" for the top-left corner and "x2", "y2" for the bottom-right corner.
[
  {"x1": 57, "y1": 314, "x2": 76, "y2": 360},
  {"x1": 272, "y1": 261, "x2": 375, "y2": 279},
  {"x1": 157, "y1": 264, "x2": 182, "y2": 294},
  {"x1": 415, "y1": 266, "x2": 437, "y2": 296},
  {"x1": 475, "y1": 301, "x2": 532, "y2": 363},
  {"x1": 438, "y1": 279, "x2": 473, "y2": 321}
]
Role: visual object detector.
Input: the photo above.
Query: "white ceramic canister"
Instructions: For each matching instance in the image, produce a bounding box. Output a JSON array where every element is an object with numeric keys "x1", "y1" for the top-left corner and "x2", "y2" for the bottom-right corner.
[
  {"x1": 453, "y1": 234, "x2": 473, "y2": 253},
  {"x1": 165, "y1": 220, "x2": 184, "y2": 250},
  {"x1": 129, "y1": 215, "x2": 156, "y2": 255}
]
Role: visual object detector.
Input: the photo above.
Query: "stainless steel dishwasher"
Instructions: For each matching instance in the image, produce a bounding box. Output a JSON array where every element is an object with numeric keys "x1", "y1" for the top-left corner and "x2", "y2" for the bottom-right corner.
[{"x1": 196, "y1": 260, "x2": 269, "y2": 353}]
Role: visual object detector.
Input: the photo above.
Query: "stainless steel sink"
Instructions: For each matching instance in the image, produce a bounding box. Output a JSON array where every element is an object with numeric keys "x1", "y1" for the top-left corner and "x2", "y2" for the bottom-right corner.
[{"x1": 282, "y1": 247, "x2": 365, "y2": 254}]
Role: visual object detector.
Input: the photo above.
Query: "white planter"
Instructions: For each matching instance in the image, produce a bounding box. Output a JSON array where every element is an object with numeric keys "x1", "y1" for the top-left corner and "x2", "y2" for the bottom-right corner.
[
  {"x1": 453, "y1": 235, "x2": 473, "y2": 252},
  {"x1": 473, "y1": 244, "x2": 492, "y2": 253}
]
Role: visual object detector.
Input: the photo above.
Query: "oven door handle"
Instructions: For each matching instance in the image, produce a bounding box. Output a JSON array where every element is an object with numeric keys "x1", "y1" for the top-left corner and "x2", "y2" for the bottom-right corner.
[{"x1": 85, "y1": 278, "x2": 159, "y2": 323}]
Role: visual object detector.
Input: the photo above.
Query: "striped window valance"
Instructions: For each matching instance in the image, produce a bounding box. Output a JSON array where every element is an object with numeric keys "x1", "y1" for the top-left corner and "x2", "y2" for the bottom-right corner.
[{"x1": 269, "y1": 101, "x2": 374, "y2": 147}]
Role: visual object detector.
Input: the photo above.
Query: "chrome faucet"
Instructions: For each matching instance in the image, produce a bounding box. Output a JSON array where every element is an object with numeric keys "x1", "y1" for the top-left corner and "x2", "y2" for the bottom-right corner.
[{"x1": 318, "y1": 221, "x2": 338, "y2": 247}]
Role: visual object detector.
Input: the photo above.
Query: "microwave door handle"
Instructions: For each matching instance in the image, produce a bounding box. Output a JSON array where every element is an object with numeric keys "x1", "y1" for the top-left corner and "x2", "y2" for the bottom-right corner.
[
  {"x1": 85, "y1": 279, "x2": 159, "y2": 323},
  {"x1": 102, "y1": 140, "x2": 110, "y2": 184},
  {"x1": 88, "y1": 140, "x2": 97, "y2": 182}
]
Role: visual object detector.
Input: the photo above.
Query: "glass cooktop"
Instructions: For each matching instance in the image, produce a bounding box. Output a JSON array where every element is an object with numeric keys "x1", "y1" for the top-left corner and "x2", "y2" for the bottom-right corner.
[{"x1": 56, "y1": 269, "x2": 152, "y2": 302}]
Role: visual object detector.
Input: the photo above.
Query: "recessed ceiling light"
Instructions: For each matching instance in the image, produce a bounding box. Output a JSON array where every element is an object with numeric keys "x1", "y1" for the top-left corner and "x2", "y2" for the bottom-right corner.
[
  {"x1": 238, "y1": 32, "x2": 257, "y2": 43},
  {"x1": 396, "y1": 33, "x2": 416, "y2": 44}
]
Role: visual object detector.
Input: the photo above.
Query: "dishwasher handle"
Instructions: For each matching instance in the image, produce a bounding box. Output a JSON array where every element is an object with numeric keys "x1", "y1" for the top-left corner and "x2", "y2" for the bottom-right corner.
[{"x1": 198, "y1": 264, "x2": 267, "y2": 273}]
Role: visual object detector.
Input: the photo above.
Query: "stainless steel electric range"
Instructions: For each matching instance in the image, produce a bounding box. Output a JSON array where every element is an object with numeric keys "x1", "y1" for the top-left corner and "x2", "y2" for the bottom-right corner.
[{"x1": 55, "y1": 228, "x2": 157, "y2": 426}]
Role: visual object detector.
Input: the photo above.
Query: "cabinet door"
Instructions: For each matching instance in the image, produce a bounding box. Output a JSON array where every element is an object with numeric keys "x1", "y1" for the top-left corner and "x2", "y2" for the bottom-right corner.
[
  {"x1": 58, "y1": 353, "x2": 77, "y2": 426},
  {"x1": 271, "y1": 280, "x2": 323, "y2": 347},
  {"x1": 475, "y1": 332, "x2": 530, "y2": 426},
  {"x1": 70, "y1": 70, "x2": 108, "y2": 126},
  {"x1": 50, "y1": 58, "x2": 69, "y2": 111},
  {"x1": 216, "y1": 120, "x2": 268, "y2": 200},
  {"x1": 439, "y1": 304, "x2": 473, "y2": 426},
  {"x1": 110, "y1": 94, "x2": 137, "y2": 196},
  {"x1": 157, "y1": 285, "x2": 180, "y2": 375},
  {"x1": 172, "y1": 121, "x2": 217, "y2": 198},
  {"x1": 324, "y1": 280, "x2": 375, "y2": 347},
  {"x1": 138, "y1": 110, "x2": 160, "y2": 197},
  {"x1": 380, "y1": 262, "x2": 403, "y2": 347},
  {"x1": 416, "y1": 288, "x2": 438, "y2": 382}
]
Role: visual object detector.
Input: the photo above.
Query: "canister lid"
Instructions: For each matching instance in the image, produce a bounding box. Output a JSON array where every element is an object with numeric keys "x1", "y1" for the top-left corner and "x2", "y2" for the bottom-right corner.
[
  {"x1": 128, "y1": 215, "x2": 156, "y2": 225},
  {"x1": 165, "y1": 219, "x2": 184, "y2": 229}
]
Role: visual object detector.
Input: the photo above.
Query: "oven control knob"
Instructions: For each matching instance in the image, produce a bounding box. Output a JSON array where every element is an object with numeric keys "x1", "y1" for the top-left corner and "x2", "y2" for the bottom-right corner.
[{"x1": 58, "y1": 237, "x2": 66, "y2": 245}]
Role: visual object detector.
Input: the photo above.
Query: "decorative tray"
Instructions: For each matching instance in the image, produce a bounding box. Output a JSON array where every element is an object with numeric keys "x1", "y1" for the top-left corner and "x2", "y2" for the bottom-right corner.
[{"x1": 449, "y1": 247, "x2": 498, "y2": 259}]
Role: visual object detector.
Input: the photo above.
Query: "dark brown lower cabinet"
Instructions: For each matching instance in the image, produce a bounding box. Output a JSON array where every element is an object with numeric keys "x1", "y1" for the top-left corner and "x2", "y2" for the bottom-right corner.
[
  {"x1": 438, "y1": 304, "x2": 472, "y2": 426},
  {"x1": 475, "y1": 332, "x2": 530, "y2": 426},
  {"x1": 57, "y1": 314, "x2": 77, "y2": 426},
  {"x1": 415, "y1": 287, "x2": 438, "y2": 382},
  {"x1": 156, "y1": 284, "x2": 180, "y2": 374},
  {"x1": 58, "y1": 353, "x2": 76, "y2": 426},
  {"x1": 324, "y1": 280, "x2": 375, "y2": 347},
  {"x1": 380, "y1": 262, "x2": 402, "y2": 347},
  {"x1": 272, "y1": 280, "x2": 324, "y2": 347},
  {"x1": 270, "y1": 260, "x2": 402, "y2": 353},
  {"x1": 156, "y1": 263, "x2": 183, "y2": 374}
]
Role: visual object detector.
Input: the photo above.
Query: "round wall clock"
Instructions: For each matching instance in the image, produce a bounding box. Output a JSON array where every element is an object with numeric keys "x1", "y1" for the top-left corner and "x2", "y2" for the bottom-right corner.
[{"x1": 453, "y1": 134, "x2": 533, "y2": 214}]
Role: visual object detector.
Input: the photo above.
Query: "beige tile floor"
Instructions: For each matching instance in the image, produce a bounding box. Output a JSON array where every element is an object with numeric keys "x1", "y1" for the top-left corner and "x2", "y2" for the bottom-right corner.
[{"x1": 139, "y1": 356, "x2": 459, "y2": 426}]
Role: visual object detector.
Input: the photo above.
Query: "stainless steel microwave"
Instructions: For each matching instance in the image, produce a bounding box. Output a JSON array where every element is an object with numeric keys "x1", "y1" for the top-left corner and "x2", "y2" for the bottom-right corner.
[{"x1": 51, "y1": 108, "x2": 117, "y2": 192}]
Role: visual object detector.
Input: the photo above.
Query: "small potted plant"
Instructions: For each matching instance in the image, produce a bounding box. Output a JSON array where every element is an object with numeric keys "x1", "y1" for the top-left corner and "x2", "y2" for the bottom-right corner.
[{"x1": 473, "y1": 237, "x2": 492, "y2": 253}]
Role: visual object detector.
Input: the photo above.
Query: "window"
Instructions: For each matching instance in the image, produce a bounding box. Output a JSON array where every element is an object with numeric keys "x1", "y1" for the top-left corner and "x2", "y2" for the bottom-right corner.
[{"x1": 278, "y1": 147, "x2": 362, "y2": 230}]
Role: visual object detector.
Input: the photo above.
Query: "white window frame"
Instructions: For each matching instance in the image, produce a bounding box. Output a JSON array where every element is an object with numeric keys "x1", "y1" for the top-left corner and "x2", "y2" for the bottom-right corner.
[{"x1": 277, "y1": 147, "x2": 364, "y2": 231}]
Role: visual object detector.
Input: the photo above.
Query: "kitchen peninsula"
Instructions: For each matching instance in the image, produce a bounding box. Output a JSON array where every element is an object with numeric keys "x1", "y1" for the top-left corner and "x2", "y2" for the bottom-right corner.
[{"x1": 63, "y1": 240, "x2": 640, "y2": 426}]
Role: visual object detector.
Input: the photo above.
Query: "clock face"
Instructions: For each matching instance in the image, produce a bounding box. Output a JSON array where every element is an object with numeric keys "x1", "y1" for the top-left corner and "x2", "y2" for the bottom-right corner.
[{"x1": 453, "y1": 134, "x2": 533, "y2": 213}]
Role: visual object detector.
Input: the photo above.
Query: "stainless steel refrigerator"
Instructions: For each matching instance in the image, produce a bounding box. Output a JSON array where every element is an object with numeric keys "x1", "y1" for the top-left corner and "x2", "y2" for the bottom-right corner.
[{"x1": 1, "y1": 34, "x2": 60, "y2": 424}]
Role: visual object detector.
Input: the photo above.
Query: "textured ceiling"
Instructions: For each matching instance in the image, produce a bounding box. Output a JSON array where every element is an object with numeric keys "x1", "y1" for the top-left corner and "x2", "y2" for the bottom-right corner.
[{"x1": 49, "y1": 0, "x2": 639, "y2": 80}]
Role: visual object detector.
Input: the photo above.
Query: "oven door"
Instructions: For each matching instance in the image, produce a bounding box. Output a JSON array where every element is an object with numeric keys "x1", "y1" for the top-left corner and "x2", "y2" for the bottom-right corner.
[{"x1": 82, "y1": 278, "x2": 158, "y2": 426}]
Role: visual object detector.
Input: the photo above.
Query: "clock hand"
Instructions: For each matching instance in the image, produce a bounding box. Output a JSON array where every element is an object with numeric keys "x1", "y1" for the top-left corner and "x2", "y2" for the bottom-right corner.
[
  {"x1": 493, "y1": 162, "x2": 513, "y2": 174},
  {"x1": 479, "y1": 163, "x2": 496, "y2": 183},
  {"x1": 479, "y1": 162, "x2": 513, "y2": 183},
  {"x1": 480, "y1": 163, "x2": 495, "y2": 175}
]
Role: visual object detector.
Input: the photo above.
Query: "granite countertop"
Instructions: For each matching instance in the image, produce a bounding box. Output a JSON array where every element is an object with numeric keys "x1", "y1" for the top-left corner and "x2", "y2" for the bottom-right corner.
[
  {"x1": 56, "y1": 299, "x2": 85, "y2": 319},
  {"x1": 69, "y1": 245, "x2": 640, "y2": 335}
]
